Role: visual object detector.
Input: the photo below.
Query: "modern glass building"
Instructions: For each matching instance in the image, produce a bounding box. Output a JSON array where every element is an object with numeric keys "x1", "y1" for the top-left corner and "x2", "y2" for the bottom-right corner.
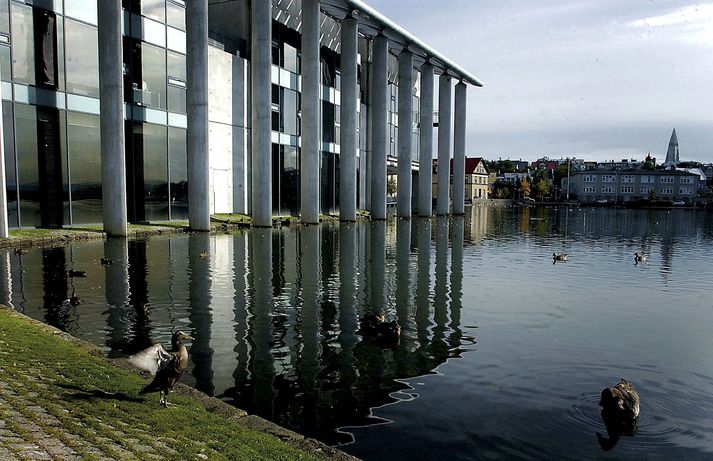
[{"x1": 0, "y1": 0, "x2": 482, "y2": 233}]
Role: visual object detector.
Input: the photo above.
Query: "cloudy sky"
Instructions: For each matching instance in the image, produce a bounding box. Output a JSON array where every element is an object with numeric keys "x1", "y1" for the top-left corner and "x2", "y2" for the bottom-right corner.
[{"x1": 368, "y1": 0, "x2": 713, "y2": 163}]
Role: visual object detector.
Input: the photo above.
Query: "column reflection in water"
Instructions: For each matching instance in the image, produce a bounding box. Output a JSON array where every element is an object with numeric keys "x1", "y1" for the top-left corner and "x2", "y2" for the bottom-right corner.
[
  {"x1": 248, "y1": 228, "x2": 276, "y2": 417},
  {"x1": 127, "y1": 240, "x2": 153, "y2": 351},
  {"x1": 0, "y1": 251, "x2": 12, "y2": 306},
  {"x1": 395, "y1": 218, "x2": 414, "y2": 346},
  {"x1": 338, "y1": 222, "x2": 359, "y2": 388},
  {"x1": 230, "y1": 231, "x2": 250, "y2": 405},
  {"x1": 188, "y1": 232, "x2": 214, "y2": 395},
  {"x1": 298, "y1": 224, "x2": 322, "y2": 430},
  {"x1": 369, "y1": 220, "x2": 387, "y2": 314},
  {"x1": 104, "y1": 238, "x2": 130, "y2": 354},
  {"x1": 432, "y1": 216, "x2": 450, "y2": 361},
  {"x1": 415, "y1": 218, "x2": 433, "y2": 350},
  {"x1": 449, "y1": 216, "x2": 464, "y2": 351}
]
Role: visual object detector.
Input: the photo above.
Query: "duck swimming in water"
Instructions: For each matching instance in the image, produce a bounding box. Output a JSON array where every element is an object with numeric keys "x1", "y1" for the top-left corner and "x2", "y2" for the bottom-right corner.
[
  {"x1": 553, "y1": 253, "x2": 568, "y2": 262},
  {"x1": 633, "y1": 253, "x2": 647, "y2": 263},
  {"x1": 597, "y1": 379, "x2": 640, "y2": 451},
  {"x1": 128, "y1": 331, "x2": 194, "y2": 407},
  {"x1": 360, "y1": 313, "x2": 401, "y2": 347}
]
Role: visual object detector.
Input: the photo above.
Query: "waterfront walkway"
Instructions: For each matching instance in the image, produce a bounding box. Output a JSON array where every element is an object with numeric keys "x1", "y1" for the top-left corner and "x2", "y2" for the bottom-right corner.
[{"x1": 0, "y1": 306, "x2": 354, "y2": 461}]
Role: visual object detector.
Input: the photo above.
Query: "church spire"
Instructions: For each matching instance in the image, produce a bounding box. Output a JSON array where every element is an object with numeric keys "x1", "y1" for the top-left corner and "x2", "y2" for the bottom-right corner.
[{"x1": 665, "y1": 129, "x2": 679, "y2": 164}]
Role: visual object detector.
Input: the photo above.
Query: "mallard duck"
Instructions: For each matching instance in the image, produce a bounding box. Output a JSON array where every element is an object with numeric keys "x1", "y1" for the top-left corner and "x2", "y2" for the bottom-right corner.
[
  {"x1": 67, "y1": 269, "x2": 87, "y2": 278},
  {"x1": 633, "y1": 253, "x2": 647, "y2": 263},
  {"x1": 553, "y1": 253, "x2": 568, "y2": 261},
  {"x1": 13, "y1": 248, "x2": 29, "y2": 256},
  {"x1": 100, "y1": 257, "x2": 113, "y2": 266},
  {"x1": 128, "y1": 331, "x2": 194, "y2": 407},
  {"x1": 360, "y1": 314, "x2": 400, "y2": 347},
  {"x1": 600, "y1": 378, "x2": 640, "y2": 420}
]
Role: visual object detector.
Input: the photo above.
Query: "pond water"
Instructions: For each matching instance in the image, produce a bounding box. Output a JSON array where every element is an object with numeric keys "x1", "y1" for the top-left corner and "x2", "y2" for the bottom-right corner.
[{"x1": 3, "y1": 207, "x2": 713, "y2": 460}]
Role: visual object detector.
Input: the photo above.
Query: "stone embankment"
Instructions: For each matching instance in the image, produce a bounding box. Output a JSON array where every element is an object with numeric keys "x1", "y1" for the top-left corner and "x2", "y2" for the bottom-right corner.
[{"x1": 0, "y1": 306, "x2": 357, "y2": 461}]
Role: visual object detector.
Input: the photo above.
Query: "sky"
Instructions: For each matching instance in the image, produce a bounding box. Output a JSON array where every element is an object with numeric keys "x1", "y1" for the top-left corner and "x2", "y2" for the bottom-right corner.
[{"x1": 367, "y1": 0, "x2": 713, "y2": 164}]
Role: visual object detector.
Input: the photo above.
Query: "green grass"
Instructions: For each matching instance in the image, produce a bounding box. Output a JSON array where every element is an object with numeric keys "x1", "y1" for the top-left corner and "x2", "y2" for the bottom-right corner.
[{"x1": 0, "y1": 309, "x2": 323, "y2": 461}]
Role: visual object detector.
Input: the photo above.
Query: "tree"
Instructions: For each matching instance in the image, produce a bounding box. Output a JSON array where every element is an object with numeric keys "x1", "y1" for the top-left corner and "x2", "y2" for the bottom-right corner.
[
  {"x1": 641, "y1": 160, "x2": 655, "y2": 170},
  {"x1": 553, "y1": 164, "x2": 569, "y2": 187},
  {"x1": 387, "y1": 176, "x2": 397, "y2": 196},
  {"x1": 535, "y1": 176, "x2": 551, "y2": 201},
  {"x1": 519, "y1": 178, "x2": 531, "y2": 197},
  {"x1": 491, "y1": 180, "x2": 513, "y2": 199}
]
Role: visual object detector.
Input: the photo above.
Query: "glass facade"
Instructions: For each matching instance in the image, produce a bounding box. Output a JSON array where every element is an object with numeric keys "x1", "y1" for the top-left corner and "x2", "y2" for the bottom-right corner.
[{"x1": 2, "y1": 0, "x2": 187, "y2": 227}]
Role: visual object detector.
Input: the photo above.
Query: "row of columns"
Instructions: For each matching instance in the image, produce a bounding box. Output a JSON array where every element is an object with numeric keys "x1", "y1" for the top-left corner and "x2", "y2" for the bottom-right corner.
[{"x1": 94, "y1": 1, "x2": 469, "y2": 237}]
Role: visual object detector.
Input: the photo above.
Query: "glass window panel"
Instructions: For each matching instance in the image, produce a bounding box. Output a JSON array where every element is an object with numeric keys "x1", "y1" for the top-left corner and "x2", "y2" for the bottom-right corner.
[
  {"x1": 67, "y1": 112, "x2": 101, "y2": 224},
  {"x1": 11, "y1": 3, "x2": 34, "y2": 85},
  {"x1": 65, "y1": 19, "x2": 99, "y2": 97},
  {"x1": 166, "y1": 2, "x2": 184, "y2": 30},
  {"x1": 141, "y1": 0, "x2": 165, "y2": 23},
  {"x1": 15, "y1": 104, "x2": 40, "y2": 227},
  {"x1": 0, "y1": 0, "x2": 9, "y2": 34},
  {"x1": 167, "y1": 50, "x2": 185, "y2": 81},
  {"x1": 282, "y1": 88, "x2": 297, "y2": 135},
  {"x1": 131, "y1": 41, "x2": 167, "y2": 110},
  {"x1": 0, "y1": 45, "x2": 10, "y2": 81},
  {"x1": 283, "y1": 43, "x2": 297, "y2": 73},
  {"x1": 167, "y1": 85, "x2": 185, "y2": 113},
  {"x1": 322, "y1": 101, "x2": 335, "y2": 143},
  {"x1": 3, "y1": 100, "x2": 17, "y2": 227},
  {"x1": 140, "y1": 123, "x2": 168, "y2": 221},
  {"x1": 168, "y1": 127, "x2": 187, "y2": 219},
  {"x1": 166, "y1": 27, "x2": 185, "y2": 53},
  {"x1": 64, "y1": 0, "x2": 97, "y2": 25},
  {"x1": 142, "y1": 17, "x2": 166, "y2": 47}
]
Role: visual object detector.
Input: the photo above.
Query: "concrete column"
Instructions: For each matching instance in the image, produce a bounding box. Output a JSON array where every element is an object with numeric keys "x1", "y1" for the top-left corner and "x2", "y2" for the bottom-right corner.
[
  {"x1": 453, "y1": 81, "x2": 467, "y2": 215},
  {"x1": 301, "y1": 0, "x2": 321, "y2": 224},
  {"x1": 436, "y1": 74, "x2": 452, "y2": 215},
  {"x1": 418, "y1": 62, "x2": 434, "y2": 217},
  {"x1": 339, "y1": 16, "x2": 358, "y2": 222},
  {"x1": 97, "y1": 1, "x2": 127, "y2": 237},
  {"x1": 250, "y1": 0, "x2": 272, "y2": 227},
  {"x1": 370, "y1": 35, "x2": 389, "y2": 220},
  {"x1": 0, "y1": 65, "x2": 7, "y2": 238},
  {"x1": 186, "y1": 0, "x2": 210, "y2": 231},
  {"x1": 397, "y1": 49, "x2": 414, "y2": 218}
]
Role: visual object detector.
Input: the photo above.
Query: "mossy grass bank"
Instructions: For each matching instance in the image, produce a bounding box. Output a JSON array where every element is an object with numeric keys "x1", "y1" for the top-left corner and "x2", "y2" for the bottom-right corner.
[{"x1": 0, "y1": 306, "x2": 355, "y2": 460}]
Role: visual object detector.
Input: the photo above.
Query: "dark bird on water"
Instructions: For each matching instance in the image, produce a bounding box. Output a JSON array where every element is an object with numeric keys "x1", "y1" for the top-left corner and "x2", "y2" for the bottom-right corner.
[
  {"x1": 597, "y1": 378, "x2": 640, "y2": 451},
  {"x1": 100, "y1": 257, "x2": 113, "y2": 265},
  {"x1": 552, "y1": 252, "x2": 568, "y2": 262},
  {"x1": 360, "y1": 313, "x2": 401, "y2": 347},
  {"x1": 128, "y1": 331, "x2": 194, "y2": 407},
  {"x1": 13, "y1": 248, "x2": 28, "y2": 256},
  {"x1": 67, "y1": 269, "x2": 87, "y2": 278},
  {"x1": 633, "y1": 253, "x2": 647, "y2": 263}
]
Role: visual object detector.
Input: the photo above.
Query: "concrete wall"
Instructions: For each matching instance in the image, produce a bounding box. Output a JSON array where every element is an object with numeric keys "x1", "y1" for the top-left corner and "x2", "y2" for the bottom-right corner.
[{"x1": 208, "y1": 45, "x2": 248, "y2": 215}]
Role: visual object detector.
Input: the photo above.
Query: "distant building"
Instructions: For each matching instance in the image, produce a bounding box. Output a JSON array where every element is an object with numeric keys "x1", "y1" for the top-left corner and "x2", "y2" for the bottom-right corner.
[
  {"x1": 434, "y1": 157, "x2": 490, "y2": 202},
  {"x1": 596, "y1": 158, "x2": 641, "y2": 170},
  {"x1": 562, "y1": 169, "x2": 700, "y2": 203},
  {"x1": 665, "y1": 129, "x2": 680, "y2": 165}
]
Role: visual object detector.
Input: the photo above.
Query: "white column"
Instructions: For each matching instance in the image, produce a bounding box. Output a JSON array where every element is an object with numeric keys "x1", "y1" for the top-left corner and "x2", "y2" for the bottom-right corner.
[
  {"x1": 187, "y1": 0, "x2": 210, "y2": 231},
  {"x1": 250, "y1": 0, "x2": 272, "y2": 227},
  {"x1": 301, "y1": 0, "x2": 321, "y2": 224},
  {"x1": 436, "y1": 74, "x2": 452, "y2": 215},
  {"x1": 339, "y1": 16, "x2": 358, "y2": 222},
  {"x1": 453, "y1": 81, "x2": 467, "y2": 215},
  {"x1": 397, "y1": 49, "x2": 414, "y2": 218},
  {"x1": 370, "y1": 35, "x2": 388, "y2": 220},
  {"x1": 418, "y1": 62, "x2": 434, "y2": 217},
  {"x1": 98, "y1": 0, "x2": 127, "y2": 236}
]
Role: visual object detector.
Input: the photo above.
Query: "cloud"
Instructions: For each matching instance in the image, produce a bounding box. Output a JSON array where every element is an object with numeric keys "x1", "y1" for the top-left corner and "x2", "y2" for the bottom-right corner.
[{"x1": 626, "y1": 3, "x2": 713, "y2": 44}]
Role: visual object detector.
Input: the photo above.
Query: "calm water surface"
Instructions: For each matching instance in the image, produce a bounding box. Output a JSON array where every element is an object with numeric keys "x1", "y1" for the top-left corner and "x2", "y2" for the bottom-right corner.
[{"x1": 3, "y1": 207, "x2": 713, "y2": 460}]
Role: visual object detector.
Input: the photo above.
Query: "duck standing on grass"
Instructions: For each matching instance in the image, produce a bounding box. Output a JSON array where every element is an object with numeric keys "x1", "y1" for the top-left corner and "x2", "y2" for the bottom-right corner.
[
  {"x1": 597, "y1": 378, "x2": 640, "y2": 451},
  {"x1": 128, "y1": 331, "x2": 193, "y2": 407}
]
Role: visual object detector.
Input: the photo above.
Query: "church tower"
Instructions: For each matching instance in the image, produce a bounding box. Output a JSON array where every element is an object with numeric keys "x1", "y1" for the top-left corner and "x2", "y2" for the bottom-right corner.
[{"x1": 665, "y1": 129, "x2": 679, "y2": 164}]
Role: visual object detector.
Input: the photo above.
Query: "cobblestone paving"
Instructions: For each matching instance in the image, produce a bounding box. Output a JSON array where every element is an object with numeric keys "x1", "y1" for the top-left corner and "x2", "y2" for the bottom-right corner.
[{"x1": 0, "y1": 368, "x2": 215, "y2": 460}]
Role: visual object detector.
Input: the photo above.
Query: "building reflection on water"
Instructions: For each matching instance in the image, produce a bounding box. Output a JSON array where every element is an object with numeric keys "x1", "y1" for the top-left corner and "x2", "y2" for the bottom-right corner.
[{"x1": 0, "y1": 218, "x2": 470, "y2": 445}]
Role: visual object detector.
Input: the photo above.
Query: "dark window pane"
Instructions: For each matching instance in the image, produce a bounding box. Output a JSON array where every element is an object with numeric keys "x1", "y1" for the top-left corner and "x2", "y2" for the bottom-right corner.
[
  {"x1": 281, "y1": 146, "x2": 299, "y2": 215},
  {"x1": 65, "y1": 19, "x2": 99, "y2": 97},
  {"x1": 141, "y1": 123, "x2": 168, "y2": 221},
  {"x1": 67, "y1": 112, "x2": 102, "y2": 224},
  {"x1": 3, "y1": 101, "x2": 17, "y2": 227},
  {"x1": 11, "y1": 3, "x2": 34, "y2": 85},
  {"x1": 15, "y1": 104, "x2": 39, "y2": 227},
  {"x1": 166, "y1": 1, "x2": 185, "y2": 30},
  {"x1": 322, "y1": 101, "x2": 335, "y2": 143},
  {"x1": 168, "y1": 127, "x2": 187, "y2": 219}
]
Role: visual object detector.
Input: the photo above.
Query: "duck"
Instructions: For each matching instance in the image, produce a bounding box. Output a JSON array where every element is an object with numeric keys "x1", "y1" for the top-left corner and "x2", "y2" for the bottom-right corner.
[
  {"x1": 128, "y1": 331, "x2": 194, "y2": 407},
  {"x1": 552, "y1": 253, "x2": 568, "y2": 262},
  {"x1": 100, "y1": 257, "x2": 113, "y2": 266},
  {"x1": 360, "y1": 313, "x2": 401, "y2": 347},
  {"x1": 633, "y1": 253, "x2": 647, "y2": 263},
  {"x1": 199, "y1": 251, "x2": 209, "y2": 259},
  {"x1": 600, "y1": 378, "x2": 640, "y2": 420},
  {"x1": 13, "y1": 248, "x2": 29, "y2": 256},
  {"x1": 67, "y1": 269, "x2": 87, "y2": 278}
]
